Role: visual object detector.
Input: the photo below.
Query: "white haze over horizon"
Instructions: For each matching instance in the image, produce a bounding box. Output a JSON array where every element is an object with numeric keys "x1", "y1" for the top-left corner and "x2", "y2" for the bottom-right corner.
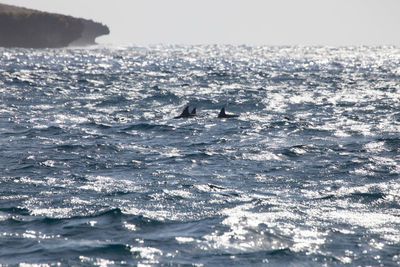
[{"x1": 1, "y1": 0, "x2": 400, "y2": 46}]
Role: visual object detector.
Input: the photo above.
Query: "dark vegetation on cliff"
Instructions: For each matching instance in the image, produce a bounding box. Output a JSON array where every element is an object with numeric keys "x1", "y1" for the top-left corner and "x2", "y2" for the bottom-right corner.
[{"x1": 0, "y1": 3, "x2": 109, "y2": 48}]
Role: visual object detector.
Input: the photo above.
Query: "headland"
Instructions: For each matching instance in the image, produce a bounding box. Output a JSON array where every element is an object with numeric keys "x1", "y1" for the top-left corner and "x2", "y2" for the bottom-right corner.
[{"x1": 0, "y1": 3, "x2": 109, "y2": 48}]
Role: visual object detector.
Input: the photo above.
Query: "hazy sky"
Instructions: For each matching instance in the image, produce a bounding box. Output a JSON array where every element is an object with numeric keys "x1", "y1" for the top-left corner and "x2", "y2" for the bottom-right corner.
[{"x1": 1, "y1": 0, "x2": 400, "y2": 46}]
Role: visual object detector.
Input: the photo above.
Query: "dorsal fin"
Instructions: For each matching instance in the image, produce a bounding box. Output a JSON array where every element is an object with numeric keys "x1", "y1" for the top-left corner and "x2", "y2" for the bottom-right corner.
[
  {"x1": 218, "y1": 107, "x2": 226, "y2": 118},
  {"x1": 174, "y1": 106, "x2": 195, "y2": 119},
  {"x1": 181, "y1": 106, "x2": 190, "y2": 116},
  {"x1": 218, "y1": 107, "x2": 238, "y2": 118},
  {"x1": 191, "y1": 108, "x2": 196, "y2": 115}
]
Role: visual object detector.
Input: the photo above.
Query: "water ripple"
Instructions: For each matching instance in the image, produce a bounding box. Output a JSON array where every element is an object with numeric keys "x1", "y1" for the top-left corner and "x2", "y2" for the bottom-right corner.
[{"x1": 1, "y1": 45, "x2": 400, "y2": 265}]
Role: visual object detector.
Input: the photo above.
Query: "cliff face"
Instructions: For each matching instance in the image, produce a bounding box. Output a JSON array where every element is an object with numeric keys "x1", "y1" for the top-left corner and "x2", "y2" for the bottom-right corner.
[
  {"x1": 69, "y1": 20, "x2": 110, "y2": 47},
  {"x1": 0, "y1": 4, "x2": 109, "y2": 48}
]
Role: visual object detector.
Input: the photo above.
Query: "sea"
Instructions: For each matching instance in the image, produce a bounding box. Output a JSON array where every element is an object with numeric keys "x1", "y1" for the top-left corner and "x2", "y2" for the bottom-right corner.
[{"x1": 0, "y1": 45, "x2": 400, "y2": 266}]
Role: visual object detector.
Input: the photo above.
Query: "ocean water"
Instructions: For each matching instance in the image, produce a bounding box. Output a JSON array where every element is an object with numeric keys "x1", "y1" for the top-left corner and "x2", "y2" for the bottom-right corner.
[{"x1": 1, "y1": 45, "x2": 400, "y2": 266}]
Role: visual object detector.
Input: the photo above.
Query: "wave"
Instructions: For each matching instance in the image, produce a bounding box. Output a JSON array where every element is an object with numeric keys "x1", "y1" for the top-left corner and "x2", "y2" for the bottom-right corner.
[
  {"x1": 0, "y1": 206, "x2": 30, "y2": 216},
  {"x1": 317, "y1": 192, "x2": 386, "y2": 204},
  {"x1": 122, "y1": 123, "x2": 174, "y2": 132},
  {"x1": 94, "y1": 95, "x2": 130, "y2": 107},
  {"x1": 54, "y1": 143, "x2": 120, "y2": 153},
  {"x1": 0, "y1": 207, "x2": 166, "y2": 228},
  {"x1": 2, "y1": 45, "x2": 400, "y2": 266},
  {"x1": 143, "y1": 87, "x2": 180, "y2": 103},
  {"x1": 82, "y1": 121, "x2": 112, "y2": 129},
  {"x1": 26, "y1": 126, "x2": 65, "y2": 137}
]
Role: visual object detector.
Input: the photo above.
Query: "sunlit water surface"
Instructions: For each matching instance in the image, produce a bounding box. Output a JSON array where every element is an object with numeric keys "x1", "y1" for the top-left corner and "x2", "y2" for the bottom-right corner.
[{"x1": 1, "y1": 45, "x2": 400, "y2": 266}]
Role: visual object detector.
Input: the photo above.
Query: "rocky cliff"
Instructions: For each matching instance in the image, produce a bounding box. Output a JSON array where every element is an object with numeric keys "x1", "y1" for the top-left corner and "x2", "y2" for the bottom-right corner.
[{"x1": 0, "y1": 3, "x2": 109, "y2": 48}]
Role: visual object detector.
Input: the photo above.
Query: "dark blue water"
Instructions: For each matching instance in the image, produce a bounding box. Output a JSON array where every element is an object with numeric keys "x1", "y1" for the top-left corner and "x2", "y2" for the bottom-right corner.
[{"x1": 1, "y1": 45, "x2": 400, "y2": 266}]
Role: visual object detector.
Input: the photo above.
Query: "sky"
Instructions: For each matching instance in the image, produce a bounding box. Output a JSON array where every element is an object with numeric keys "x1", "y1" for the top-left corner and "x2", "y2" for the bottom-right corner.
[{"x1": 1, "y1": 0, "x2": 400, "y2": 46}]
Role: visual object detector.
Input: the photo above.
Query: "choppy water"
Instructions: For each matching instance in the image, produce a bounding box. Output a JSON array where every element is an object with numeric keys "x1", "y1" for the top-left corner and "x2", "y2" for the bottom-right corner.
[{"x1": 1, "y1": 45, "x2": 400, "y2": 266}]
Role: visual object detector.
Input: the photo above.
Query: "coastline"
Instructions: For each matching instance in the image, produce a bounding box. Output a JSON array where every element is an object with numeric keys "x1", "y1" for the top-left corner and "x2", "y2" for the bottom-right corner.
[{"x1": 0, "y1": 3, "x2": 109, "y2": 48}]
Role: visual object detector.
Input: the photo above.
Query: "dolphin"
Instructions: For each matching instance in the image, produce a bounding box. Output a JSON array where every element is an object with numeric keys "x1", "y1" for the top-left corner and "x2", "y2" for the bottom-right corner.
[
  {"x1": 174, "y1": 106, "x2": 196, "y2": 119},
  {"x1": 218, "y1": 107, "x2": 239, "y2": 118}
]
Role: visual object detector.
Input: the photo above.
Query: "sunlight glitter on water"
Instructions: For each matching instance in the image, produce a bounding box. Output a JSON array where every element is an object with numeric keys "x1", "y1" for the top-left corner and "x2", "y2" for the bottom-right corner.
[{"x1": 1, "y1": 45, "x2": 400, "y2": 265}]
